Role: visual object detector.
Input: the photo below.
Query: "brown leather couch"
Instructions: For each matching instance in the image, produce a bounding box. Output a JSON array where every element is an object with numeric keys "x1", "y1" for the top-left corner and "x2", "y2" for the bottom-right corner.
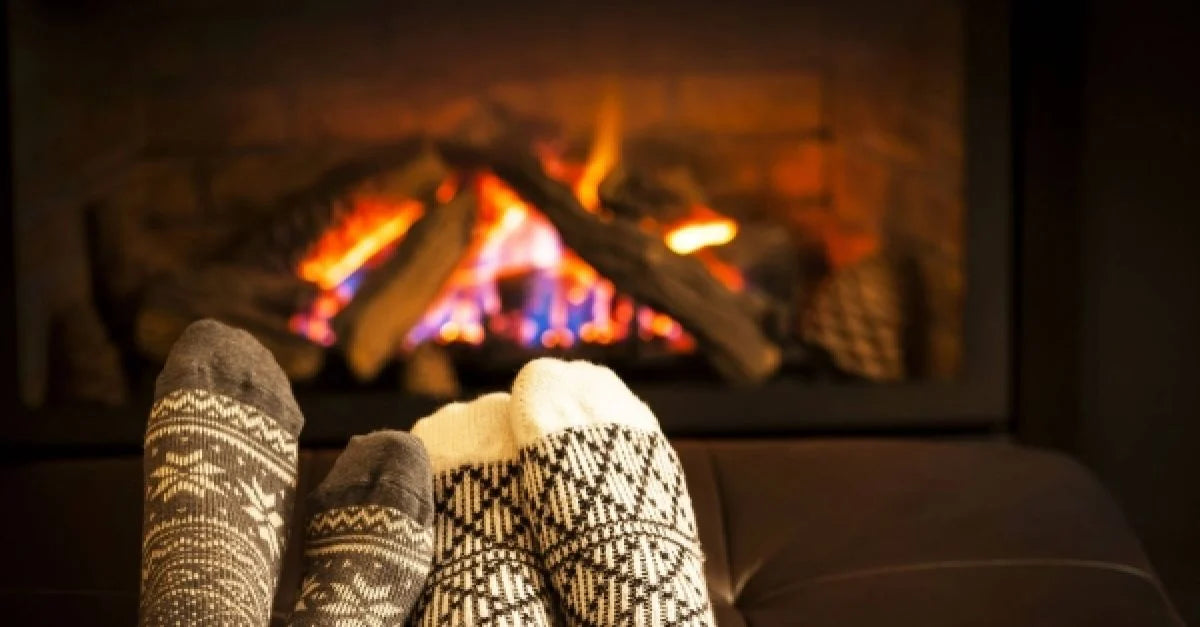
[{"x1": 0, "y1": 439, "x2": 1183, "y2": 625}]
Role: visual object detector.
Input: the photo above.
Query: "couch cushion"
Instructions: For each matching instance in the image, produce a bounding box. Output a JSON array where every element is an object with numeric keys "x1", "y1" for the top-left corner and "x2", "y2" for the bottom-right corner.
[
  {"x1": 0, "y1": 439, "x2": 1182, "y2": 625},
  {"x1": 672, "y1": 439, "x2": 1182, "y2": 626}
]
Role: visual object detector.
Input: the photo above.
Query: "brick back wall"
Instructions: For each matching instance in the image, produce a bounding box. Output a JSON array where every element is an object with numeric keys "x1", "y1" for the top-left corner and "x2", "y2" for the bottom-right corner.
[{"x1": 115, "y1": 1, "x2": 960, "y2": 256}]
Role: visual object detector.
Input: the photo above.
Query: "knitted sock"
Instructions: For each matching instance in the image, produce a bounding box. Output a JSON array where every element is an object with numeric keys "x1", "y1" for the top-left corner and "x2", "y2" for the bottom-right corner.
[
  {"x1": 408, "y1": 393, "x2": 559, "y2": 626},
  {"x1": 510, "y1": 359, "x2": 715, "y2": 626},
  {"x1": 289, "y1": 431, "x2": 434, "y2": 626},
  {"x1": 140, "y1": 319, "x2": 304, "y2": 626}
]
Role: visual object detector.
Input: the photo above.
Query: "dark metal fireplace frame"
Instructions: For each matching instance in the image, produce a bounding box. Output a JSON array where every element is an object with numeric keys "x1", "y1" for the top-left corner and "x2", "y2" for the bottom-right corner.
[{"x1": 2, "y1": 1, "x2": 1011, "y2": 452}]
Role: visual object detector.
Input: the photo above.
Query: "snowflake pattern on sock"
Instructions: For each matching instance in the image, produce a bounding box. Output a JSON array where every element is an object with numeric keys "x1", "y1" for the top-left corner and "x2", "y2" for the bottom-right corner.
[
  {"x1": 140, "y1": 388, "x2": 299, "y2": 626},
  {"x1": 146, "y1": 450, "x2": 226, "y2": 501},
  {"x1": 290, "y1": 505, "x2": 433, "y2": 627}
]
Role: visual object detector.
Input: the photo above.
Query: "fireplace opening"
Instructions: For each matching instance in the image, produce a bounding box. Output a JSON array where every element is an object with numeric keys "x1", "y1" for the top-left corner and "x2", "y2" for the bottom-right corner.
[{"x1": 10, "y1": 0, "x2": 968, "y2": 416}]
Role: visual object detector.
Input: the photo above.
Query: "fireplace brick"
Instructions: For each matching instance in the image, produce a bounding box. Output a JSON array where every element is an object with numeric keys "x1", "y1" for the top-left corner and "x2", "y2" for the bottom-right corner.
[
  {"x1": 675, "y1": 73, "x2": 821, "y2": 134},
  {"x1": 293, "y1": 81, "x2": 424, "y2": 142},
  {"x1": 109, "y1": 160, "x2": 199, "y2": 216},
  {"x1": 829, "y1": 145, "x2": 889, "y2": 232},
  {"x1": 769, "y1": 142, "x2": 825, "y2": 199},
  {"x1": 145, "y1": 85, "x2": 293, "y2": 148},
  {"x1": 521, "y1": 76, "x2": 675, "y2": 135},
  {"x1": 209, "y1": 147, "x2": 366, "y2": 211}
]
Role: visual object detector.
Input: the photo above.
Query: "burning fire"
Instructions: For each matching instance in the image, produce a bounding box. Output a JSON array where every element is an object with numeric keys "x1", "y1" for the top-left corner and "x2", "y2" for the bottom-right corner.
[
  {"x1": 298, "y1": 197, "x2": 425, "y2": 289},
  {"x1": 405, "y1": 172, "x2": 628, "y2": 350},
  {"x1": 574, "y1": 86, "x2": 621, "y2": 212},
  {"x1": 290, "y1": 197, "x2": 424, "y2": 345},
  {"x1": 291, "y1": 90, "x2": 740, "y2": 355}
]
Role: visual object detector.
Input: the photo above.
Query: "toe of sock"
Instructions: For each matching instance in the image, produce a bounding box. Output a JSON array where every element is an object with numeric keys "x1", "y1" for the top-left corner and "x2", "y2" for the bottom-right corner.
[
  {"x1": 510, "y1": 358, "x2": 660, "y2": 445},
  {"x1": 155, "y1": 318, "x2": 303, "y2": 436},
  {"x1": 411, "y1": 392, "x2": 516, "y2": 473},
  {"x1": 310, "y1": 430, "x2": 434, "y2": 525}
]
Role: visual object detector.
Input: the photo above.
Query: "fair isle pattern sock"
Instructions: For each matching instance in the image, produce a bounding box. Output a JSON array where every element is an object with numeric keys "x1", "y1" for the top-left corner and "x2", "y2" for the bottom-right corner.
[
  {"x1": 140, "y1": 319, "x2": 304, "y2": 626},
  {"x1": 408, "y1": 394, "x2": 559, "y2": 627},
  {"x1": 511, "y1": 359, "x2": 716, "y2": 627},
  {"x1": 289, "y1": 431, "x2": 434, "y2": 627}
]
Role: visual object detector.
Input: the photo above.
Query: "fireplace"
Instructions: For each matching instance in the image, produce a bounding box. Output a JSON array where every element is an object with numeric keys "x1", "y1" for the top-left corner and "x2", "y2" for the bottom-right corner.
[{"x1": 5, "y1": 0, "x2": 1011, "y2": 446}]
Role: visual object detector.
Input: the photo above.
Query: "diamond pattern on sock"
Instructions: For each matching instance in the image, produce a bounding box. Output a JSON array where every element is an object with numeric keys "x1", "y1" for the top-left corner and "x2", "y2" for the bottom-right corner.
[
  {"x1": 520, "y1": 423, "x2": 715, "y2": 627},
  {"x1": 408, "y1": 460, "x2": 559, "y2": 627}
]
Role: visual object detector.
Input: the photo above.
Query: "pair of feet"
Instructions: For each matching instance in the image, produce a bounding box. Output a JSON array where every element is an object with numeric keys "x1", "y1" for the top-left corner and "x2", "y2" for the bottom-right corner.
[{"x1": 140, "y1": 320, "x2": 715, "y2": 626}]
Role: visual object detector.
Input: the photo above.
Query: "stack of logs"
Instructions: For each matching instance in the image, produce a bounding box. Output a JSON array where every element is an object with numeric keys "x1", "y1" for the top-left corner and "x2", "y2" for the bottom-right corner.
[{"x1": 133, "y1": 133, "x2": 793, "y2": 395}]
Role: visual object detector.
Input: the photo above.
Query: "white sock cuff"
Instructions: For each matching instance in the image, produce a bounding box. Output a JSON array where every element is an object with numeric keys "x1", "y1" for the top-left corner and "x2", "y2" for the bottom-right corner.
[
  {"x1": 410, "y1": 392, "x2": 517, "y2": 473},
  {"x1": 510, "y1": 358, "x2": 661, "y2": 446}
]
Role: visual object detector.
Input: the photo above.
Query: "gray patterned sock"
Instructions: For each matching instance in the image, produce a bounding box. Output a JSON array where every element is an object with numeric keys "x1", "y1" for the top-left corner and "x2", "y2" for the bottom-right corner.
[
  {"x1": 140, "y1": 319, "x2": 304, "y2": 626},
  {"x1": 289, "y1": 431, "x2": 435, "y2": 626}
]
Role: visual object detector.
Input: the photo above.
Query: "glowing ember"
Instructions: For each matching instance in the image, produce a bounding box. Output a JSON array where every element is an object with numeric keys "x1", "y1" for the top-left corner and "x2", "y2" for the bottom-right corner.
[
  {"x1": 665, "y1": 216, "x2": 739, "y2": 255},
  {"x1": 435, "y1": 176, "x2": 460, "y2": 204},
  {"x1": 290, "y1": 271, "x2": 364, "y2": 346}
]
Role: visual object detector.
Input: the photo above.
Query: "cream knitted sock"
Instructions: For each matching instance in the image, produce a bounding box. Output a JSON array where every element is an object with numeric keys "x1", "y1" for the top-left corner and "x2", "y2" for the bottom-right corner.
[
  {"x1": 288, "y1": 431, "x2": 434, "y2": 626},
  {"x1": 408, "y1": 393, "x2": 559, "y2": 626},
  {"x1": 510, "y1": 358, "x2": 716, "y2": 627}
]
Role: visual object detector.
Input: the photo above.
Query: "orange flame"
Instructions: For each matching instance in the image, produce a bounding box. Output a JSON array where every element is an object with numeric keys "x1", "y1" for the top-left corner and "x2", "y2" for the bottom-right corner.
[
  {"x1": 291, "y1": 196, "x2": 426, "y2": 345},
  {"x1": 298, "y1": 198, "x2": 424, "y2": 289},
  {"x1": 665, "y1": 216, "x2": 739, "y2": 254},
  {"x1": 693, "y1": 249, "x2": 745, "y2": 291},
  {"x1": 574, "y1": 84, "x2": 621, "y2": 212}
]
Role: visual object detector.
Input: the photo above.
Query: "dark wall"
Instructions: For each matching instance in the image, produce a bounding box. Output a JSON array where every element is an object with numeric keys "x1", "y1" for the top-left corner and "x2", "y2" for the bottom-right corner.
[{"x1": 1017, "y1": 1, "x2": 1200, "y2": 620}]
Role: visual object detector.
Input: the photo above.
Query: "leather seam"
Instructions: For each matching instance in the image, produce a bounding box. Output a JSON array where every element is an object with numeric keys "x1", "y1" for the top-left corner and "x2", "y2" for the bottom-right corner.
[
  {"x1": 750, "y1": 557, "x2": 1180, "y2": 619},
  {"x1": 706, "y1": 447, "x2": 738, "y2": 604},
  {"x1": 800, "y1": 558, "x2": 1162, "y2": 586}
]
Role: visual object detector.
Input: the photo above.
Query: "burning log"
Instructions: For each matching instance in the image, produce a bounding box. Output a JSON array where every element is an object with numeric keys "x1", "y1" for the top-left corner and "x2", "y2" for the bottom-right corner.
[
  {"x1": 403, "y1": 342, "x2": 462, "y2": 400},
  {"x1": 711, "y1": 223, "x2": 803, "y2": 342},
  {"x1": 134, "y1": 264, "x2": 325, "y2": 379},
  {"x1": 448, "y1": 100, "x2": 563, "y2": 151},
  {"x1": 597, "y1": 164, "x2": 785, "y2": 330},
  {"x1": 333, "y1": 190, "x2": 478, "y2": 380},
  {"x1": 232, "y1": 140, "x2": 448, "y2": 273},
  {"x1": 133, "y1": 140, "x2": 455, "y2": 381},
  {"x1": 598, "y1": 164, "x2": 706, "y2": 225},
  {"x1": 438, "y1": 143, "x2": 781, "y2": 384}
]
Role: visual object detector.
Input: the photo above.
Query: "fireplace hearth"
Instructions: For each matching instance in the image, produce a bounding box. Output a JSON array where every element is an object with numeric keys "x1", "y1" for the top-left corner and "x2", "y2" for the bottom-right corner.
[{"x1": 7, "y1": 0, "x2": 1011, "y2": 443}]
